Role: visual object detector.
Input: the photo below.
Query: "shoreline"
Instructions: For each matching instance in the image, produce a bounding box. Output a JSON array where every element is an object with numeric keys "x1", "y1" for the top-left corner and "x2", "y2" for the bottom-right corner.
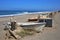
[{"x1": 0, "y1": 12, "x2": 51, "y2": 17}]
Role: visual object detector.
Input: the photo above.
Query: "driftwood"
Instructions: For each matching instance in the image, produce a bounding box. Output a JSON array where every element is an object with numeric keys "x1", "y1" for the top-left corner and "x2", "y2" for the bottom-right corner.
[
  {"x1": 28, "y1": 15, "x2": 40, "y2": 22},
  {"x1": 8, "y1": 29, "x2": 21, "y2": 40},
  {"x1": 28, "y1": 19, "x2": 38, "y2": 22},
  {"x1": 8, "y1": 30, "x2": 17, "y2": 39}
]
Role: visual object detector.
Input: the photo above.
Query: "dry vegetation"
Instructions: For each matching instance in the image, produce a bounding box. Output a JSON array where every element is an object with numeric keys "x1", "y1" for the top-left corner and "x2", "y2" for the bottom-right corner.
[{"x1": 16, "y1": 29, "x2": 36, "y2": 37}]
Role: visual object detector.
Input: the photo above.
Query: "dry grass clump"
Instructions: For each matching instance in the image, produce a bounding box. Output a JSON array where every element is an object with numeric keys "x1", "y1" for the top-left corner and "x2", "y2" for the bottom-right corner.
[{"x1": 16, "y1": 29, "x2": 34, "y2": 37}]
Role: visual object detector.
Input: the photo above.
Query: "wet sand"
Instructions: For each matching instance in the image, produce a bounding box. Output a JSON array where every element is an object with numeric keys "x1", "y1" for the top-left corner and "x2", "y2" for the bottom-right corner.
[{"x1": 0, "y1": 13, "x2": 60, "y2": 40}]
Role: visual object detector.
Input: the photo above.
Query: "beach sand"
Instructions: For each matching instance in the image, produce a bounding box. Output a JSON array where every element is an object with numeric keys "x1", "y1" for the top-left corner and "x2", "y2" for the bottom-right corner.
[{"x1": 0, "y1": 12, "x2": 60, "y2": 40}]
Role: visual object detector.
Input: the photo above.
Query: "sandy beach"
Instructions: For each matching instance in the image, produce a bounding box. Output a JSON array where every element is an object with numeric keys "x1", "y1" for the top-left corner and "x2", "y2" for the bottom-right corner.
[{"x1": 0, "y1": 12, "x2": 60, "y2": 40}]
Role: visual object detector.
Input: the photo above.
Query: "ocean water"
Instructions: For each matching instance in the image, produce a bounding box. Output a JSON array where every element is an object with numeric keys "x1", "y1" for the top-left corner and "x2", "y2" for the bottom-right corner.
[{"x1": 0, "y1": 10, "x2": 52, "y2": 17}]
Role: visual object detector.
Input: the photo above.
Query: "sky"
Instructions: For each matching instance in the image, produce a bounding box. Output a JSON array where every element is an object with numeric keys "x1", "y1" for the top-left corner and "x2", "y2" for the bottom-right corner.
[{"x1": 0, "y1": 0, "x2": 60, "y2": 11}]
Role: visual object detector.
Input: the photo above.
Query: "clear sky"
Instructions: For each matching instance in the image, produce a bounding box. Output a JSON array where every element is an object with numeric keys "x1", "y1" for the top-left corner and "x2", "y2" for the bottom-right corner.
[{"x1": 0, "y1": 0, "x2": 60, "y2": 11}]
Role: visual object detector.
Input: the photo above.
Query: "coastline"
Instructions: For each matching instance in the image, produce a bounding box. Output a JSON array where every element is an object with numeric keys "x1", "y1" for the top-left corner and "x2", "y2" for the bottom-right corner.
[
  {"x1": 0, "y1": 12, "x2": 51, "y2": 17},
  {"x1": 0, "y1": 11, "x2": 51, "y2": 22}
]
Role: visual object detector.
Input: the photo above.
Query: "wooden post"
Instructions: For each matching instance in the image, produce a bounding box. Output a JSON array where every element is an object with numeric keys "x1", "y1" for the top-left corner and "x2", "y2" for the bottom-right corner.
[{"x1": 37, "y1": 14, "x2": 40, "y2": 22}]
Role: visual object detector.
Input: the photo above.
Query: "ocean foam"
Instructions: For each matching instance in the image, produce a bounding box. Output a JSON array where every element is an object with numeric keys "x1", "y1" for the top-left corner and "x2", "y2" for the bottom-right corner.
[{"x1": 0, "y1": 12, "x2": 51, "y2": 17}]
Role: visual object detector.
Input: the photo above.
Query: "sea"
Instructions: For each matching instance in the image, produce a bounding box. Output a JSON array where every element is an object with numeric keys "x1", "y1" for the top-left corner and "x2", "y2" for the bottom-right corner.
[{"x1": 0, "y1": 10, "x2": 53, "y2": 17}]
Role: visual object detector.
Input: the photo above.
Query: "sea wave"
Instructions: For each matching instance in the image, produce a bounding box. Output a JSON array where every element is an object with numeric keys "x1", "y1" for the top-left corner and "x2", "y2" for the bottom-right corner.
[{"x1": 0, "y1": 12, "x2": 51, "y2": 17}]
